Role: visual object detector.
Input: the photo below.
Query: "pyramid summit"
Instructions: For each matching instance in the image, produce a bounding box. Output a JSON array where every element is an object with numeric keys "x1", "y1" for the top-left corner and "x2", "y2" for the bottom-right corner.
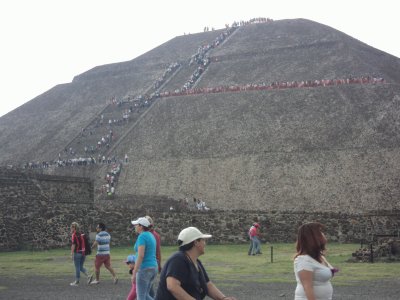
[{"x1": 1, "y1": 18, "x2": 400, "y2": 212}]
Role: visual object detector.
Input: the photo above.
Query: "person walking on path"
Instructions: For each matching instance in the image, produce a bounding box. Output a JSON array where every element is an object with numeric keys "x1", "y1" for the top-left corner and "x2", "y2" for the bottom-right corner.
[
  {"x1": 249, "y1": 223, "x2": 262, "y2": 255},
  {"x1": 294, "y1": 222, "x2": 338, "y2": 300},
  {"x1": 69, "y1": 222, "x2": 92, "y2": 286},
  {"x1": 247, "y1": 223, "x2": 255, "y2": 255},
  {"x1": 155, "y1": 226, "x2": 237, "y2": 300},
  {"x1": 90, "y1": 222, "x2": 118, "y2": 285},
  {"x1": 131, "y1": 217, "x2": 158, "y2": 300}
]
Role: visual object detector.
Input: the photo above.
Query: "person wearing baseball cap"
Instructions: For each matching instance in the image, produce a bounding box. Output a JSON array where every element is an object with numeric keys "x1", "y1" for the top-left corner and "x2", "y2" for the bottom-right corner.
[
  {"x1": 130, "y1": 217, "x2": 157, "y2": 299},
  {"x1": 125, "y1": 255, "x2": 137, "y2": 300},
  {"x1": 131, "y1": 217, "x2": 151, "y2": 227},
  {"x1": 155, "y1": 227, "x2": 236, "y2": 300}
]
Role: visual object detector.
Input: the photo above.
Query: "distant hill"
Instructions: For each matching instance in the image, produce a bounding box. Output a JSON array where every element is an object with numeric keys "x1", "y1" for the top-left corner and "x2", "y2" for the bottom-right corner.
[{"x1": 1, "y1": 18, "x2": 400, "y2": 212}]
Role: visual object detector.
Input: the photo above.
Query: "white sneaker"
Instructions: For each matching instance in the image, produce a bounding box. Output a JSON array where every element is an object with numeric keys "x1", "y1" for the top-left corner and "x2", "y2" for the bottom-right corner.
[
  {"x1": 113, "y1": 277, "x2": 118, "y2": 284},
  {"x1": 70, "y1": 281, "x2": 79, "y2": 286},
  {"x1": 90, "y1": 280, "x2": 100, "y2": 285}
]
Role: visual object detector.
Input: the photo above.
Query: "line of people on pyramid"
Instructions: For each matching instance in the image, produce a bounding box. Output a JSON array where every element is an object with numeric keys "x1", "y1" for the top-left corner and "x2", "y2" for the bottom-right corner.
[{"x1": 160, "y1": 75, "x2": 386, "y2": 98}]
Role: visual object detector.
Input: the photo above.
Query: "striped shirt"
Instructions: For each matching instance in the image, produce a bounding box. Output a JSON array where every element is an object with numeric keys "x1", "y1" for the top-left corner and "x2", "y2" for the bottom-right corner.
[{"x1": 96, "y1": 231, "x2": 111, "y2": 255}]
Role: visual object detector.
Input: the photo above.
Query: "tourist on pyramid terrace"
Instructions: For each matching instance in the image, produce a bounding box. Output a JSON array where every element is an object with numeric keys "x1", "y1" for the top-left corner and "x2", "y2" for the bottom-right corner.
[
  {"x1": 131, "y1": 217, "x2": 158, "y2": 300},
  {"x1": 294, "y1": 222, "x2": 338, "y2": 300},
  {"x1": 155, "y1": 227, "x2": 237, "y2": 300},
  {"x1": 90, "y1": 222, "x2": 118, "y2": 285}
]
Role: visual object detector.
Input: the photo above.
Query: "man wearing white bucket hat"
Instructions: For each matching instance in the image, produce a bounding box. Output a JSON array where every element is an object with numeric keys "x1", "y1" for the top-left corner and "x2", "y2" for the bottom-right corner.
[{"x1": 155, "y1": 227, "x2": 236, "y2": 300}]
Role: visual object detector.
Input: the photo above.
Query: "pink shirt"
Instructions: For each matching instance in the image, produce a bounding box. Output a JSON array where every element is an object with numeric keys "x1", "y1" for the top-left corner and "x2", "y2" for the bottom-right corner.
[{"x1": 249, "y1": 226, "x2": 258, "y2": 238}]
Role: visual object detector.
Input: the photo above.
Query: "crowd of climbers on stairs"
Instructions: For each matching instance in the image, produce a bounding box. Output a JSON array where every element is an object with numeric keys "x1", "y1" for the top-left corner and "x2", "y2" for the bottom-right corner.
[
  {"x1": 20, "y1": 62, "x2": 181, "y2": 171},
  {"x1": 100, "y1": 163, "x2": 122, "y2": 197},
  {"x1": 153, "y1": 62, "x2": 181, "y2": 90},
  {"x1": 203, "y1": 17, "x2": 273, "y2": 32},
  {"x1": 21, "y1": 19, "x2": 256, "y2": 170},
  {"x1": 50, "y1": 68, "x2": 181, "y2": 163},
  {"x1": 21, "y1": 74, "x2": 386, "y2": 171},
  {"x1": 181, "y1": 23, "x2": 238, "y2": 92},
  {"x1": 20, "y1": 17, "x2": 275, "y2": 171},
  {"x1": 22, "y1": 154, "x2": 124, "y2": 169},
  {"x1": 160, "y1": 75, "x2": 386, "y2": 98},
  {"x1": 19, "y1": 16, "x2": 387, "y2": 203}
]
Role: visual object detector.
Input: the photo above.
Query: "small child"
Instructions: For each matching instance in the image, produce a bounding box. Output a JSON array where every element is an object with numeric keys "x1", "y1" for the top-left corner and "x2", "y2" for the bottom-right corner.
[{"x1": 126, "y1": 255, "x2": 137, "y2": 300}]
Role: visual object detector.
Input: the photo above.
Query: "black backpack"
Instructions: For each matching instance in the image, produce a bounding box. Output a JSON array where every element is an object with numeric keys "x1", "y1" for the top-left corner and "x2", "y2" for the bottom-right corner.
[{"x1": 82, "y1": 233, "x2": 92, "y2": 255}]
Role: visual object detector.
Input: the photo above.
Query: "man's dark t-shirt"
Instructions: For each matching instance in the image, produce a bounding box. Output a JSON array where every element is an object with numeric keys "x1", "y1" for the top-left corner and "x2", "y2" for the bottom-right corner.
[{"x1": 155, "y1": 251, "x2": 209, "y2": 300}]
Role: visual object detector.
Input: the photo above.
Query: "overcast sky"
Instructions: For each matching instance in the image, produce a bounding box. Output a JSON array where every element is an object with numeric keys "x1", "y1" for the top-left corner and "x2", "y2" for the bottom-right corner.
[{"x1": 0, "y1": 0, "x2": 399, "y2": 117}]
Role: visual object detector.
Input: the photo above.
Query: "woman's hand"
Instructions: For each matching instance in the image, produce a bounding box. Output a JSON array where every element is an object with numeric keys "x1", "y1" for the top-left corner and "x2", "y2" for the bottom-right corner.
[{"x1": 131, "y1": 271, "x2": 137, "y2": 283}]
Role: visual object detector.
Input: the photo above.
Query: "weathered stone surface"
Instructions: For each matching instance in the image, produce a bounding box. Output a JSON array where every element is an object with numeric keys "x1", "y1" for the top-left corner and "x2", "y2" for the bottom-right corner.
[
  {"x1": 0, "y1": 167, "x2": 93, "y2": 251},
  {"x1": 2, "y1": 167, "x2": 400, "y2": 251}
]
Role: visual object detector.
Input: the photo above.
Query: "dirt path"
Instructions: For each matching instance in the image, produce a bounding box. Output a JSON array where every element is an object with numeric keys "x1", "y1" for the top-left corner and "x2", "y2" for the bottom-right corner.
[{"x1": 0, "y1": 275, "x2": 399, "y2": 299}]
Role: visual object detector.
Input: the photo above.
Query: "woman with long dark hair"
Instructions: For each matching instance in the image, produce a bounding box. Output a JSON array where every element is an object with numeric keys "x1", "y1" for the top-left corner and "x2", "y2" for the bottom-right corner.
[{"x1": 293, "y1": 222, "x2": 338, "y2": 300}]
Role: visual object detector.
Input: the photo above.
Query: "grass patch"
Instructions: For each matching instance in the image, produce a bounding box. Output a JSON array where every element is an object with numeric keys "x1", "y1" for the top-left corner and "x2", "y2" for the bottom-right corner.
[{"x1": 1, "y1": 243, "x2": 399, "y2": 285}]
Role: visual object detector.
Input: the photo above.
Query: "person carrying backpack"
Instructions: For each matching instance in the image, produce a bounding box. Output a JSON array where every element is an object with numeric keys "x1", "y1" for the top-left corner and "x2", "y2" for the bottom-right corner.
[{"x1": 70, "y1": 222, "x2": 93, "y2": 286}]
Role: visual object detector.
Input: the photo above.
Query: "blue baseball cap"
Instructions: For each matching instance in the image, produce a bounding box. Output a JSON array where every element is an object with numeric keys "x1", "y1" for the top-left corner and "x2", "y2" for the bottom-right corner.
[{"x1": 125, "y1": 254, "x2": 136, "y2": 264}]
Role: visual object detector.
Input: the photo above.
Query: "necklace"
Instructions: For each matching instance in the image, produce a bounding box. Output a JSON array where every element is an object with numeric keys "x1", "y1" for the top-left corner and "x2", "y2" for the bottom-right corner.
[{"x1": 185, "y1": 253, "x2": 199, "y2": 271}]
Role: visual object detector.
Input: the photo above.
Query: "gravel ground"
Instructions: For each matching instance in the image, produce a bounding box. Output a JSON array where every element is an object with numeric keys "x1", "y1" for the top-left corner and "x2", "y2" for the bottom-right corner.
[{"x1": 1, "y1": 275, "x2": 399, "y2": 299}]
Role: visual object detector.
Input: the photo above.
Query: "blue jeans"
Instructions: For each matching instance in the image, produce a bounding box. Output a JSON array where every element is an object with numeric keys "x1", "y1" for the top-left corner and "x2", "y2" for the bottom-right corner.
[
  {"x1": 73, "y1": 252, "x2": 87, "y2": 281},
  {"x1": 136, "y1": 267, "x2": 157, "y2": 300},
  {"x1": 248, "y1": 235, "x2": 253, "y2": 255},
  {"x1": 251, "y1": 237, "x2": 261, "y2": 255}
]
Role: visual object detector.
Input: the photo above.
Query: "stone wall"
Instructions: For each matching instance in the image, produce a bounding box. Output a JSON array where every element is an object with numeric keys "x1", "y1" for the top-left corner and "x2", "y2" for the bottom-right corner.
[
  {"x1": 92, "y1": 198, "x2": 400, "y2": 248},
  {"x1": 0, "y1": 168, "x2": 93, "y2": 251},
  {"x1": 1, "y1": 167, "x2": 400, "y2": 251}
]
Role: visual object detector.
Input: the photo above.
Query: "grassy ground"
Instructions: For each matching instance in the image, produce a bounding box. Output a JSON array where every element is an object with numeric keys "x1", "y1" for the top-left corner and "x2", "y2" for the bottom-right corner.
[{"x1": 1, "y1": 243, "x2": 399, "y2": 286}]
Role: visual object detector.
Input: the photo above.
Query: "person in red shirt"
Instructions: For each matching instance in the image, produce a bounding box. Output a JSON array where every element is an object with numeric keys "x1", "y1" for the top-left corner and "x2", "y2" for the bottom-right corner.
[
  {"x1": 248, "y1": 223, "x2": 262, "y2": 256},
  {"x1": 70, "y1": 222, "x2": 92, "y2": 286},
  {"x1": 248, "y1": 223, "x2": 255, "y2": 255}
]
